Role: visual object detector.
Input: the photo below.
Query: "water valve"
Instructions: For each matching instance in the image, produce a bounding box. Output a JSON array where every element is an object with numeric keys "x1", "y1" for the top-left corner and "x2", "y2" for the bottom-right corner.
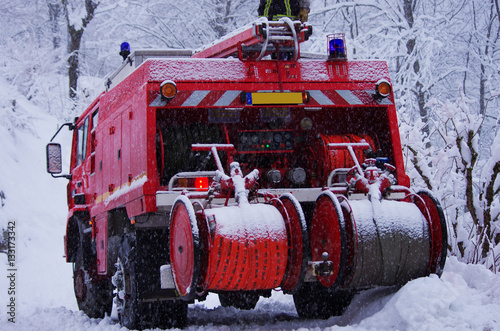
[{"x1": 311, "y1": 252, "x2": 334, "y2": 277}]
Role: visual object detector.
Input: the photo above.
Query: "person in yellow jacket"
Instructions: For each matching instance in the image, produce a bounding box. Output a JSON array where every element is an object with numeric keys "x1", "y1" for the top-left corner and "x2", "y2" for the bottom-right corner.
[{"x1": 258, "y1": 0, "x2": 310, "y2": 22}]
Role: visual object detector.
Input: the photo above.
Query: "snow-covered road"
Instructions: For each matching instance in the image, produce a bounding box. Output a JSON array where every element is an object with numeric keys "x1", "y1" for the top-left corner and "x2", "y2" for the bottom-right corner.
[{"x1": 1, "y1": 257, "x2": 499, "y2": 330}]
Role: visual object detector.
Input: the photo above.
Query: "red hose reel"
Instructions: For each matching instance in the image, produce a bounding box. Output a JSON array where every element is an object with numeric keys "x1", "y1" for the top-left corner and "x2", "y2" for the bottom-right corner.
[
  {"x1": 204, "y1": 203, "x2": 288, "y2": 291},
  {"x1": 169, "y1": 192, "x2": 307, "y2": 300}
]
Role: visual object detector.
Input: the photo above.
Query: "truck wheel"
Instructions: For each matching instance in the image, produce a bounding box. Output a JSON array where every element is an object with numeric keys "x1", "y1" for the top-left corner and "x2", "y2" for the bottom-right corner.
[
  {"x1": 73, "y1": 246, "x2": 113, "y2": 318},
  {"x1": 325, "y1": 289, "x2": 355, "y2": 316},
  {"x1": 218, "y1": 291, "x2": 260, "y2": 310},
  {"x1": 293, "y1": 283, "x2": 354, "y2": 319},
  {"x1": 113, "y1": 234, "x2": 188, "y2": 329}
]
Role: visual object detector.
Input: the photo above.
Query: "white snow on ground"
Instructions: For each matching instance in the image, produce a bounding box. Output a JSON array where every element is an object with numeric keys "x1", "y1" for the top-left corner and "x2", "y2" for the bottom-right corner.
[
  {"x1": 1, "y1": 81, "x2": 499, "y2": 330},
  {"x1": 1, "y1": 256, "x2": 499, "y2": 330}
]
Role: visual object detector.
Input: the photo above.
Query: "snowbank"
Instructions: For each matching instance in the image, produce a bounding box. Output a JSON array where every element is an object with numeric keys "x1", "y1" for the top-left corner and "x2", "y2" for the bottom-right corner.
[{"x1": 0, "y1": 77, "x2": 76, "y2": 325}]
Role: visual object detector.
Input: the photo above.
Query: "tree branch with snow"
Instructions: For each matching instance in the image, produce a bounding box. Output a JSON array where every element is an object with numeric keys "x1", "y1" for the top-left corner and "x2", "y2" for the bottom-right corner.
[{"x1": 62, "y1": 0, "x2": 99, "y2": 100}]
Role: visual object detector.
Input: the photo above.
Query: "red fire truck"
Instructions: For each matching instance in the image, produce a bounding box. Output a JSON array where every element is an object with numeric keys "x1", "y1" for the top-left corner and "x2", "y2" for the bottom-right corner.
[{"x1": 47, "y1": 18, "x2": 447, "y2": 329}]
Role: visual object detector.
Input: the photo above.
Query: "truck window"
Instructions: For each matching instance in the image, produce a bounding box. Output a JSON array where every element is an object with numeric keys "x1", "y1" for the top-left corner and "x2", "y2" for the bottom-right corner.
[
  {"x1": 76, "y1": 117, "x2": 89, "y2": 167},
  {"x1": 90, "y1": 110, "x2": 98, "y2": 174},
  {"x1": 92, "y1": 110, "x2": 98, "y2": 128}
]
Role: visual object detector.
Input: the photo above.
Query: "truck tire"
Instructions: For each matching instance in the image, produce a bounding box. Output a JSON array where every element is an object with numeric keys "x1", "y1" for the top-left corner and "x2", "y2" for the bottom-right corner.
[
  {"x1": 293, "y1": 283, "x2": 354, "y2": 319},
  {"x1": 114, "y1": 233, "x2": 188, "y2": 329},
  {"x1": 73, "y1": 246, "x2": 113, "y2": 318},
  {"x1": 218, "y1": 291, "x2": 260, "y2": 310}
]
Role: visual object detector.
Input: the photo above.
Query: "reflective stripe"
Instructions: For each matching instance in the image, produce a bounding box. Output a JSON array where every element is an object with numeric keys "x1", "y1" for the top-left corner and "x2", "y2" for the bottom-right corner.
[
  {"x1": 263, "y1": 0, "x2": 272, "y2": 17},
  {"x1": 284, "y1": 0, "x2": 291, "y2": 16},
  {"x1": 336, "y1": 90, "x2": 362, "y2": 105},
  {"x1": 149, "y1": 94, "x2": 167, "y2": 107},
  {"x1": 309, "y1": 90, "x2": 334, "y2": 105},
  {"x1": 366, "y1": 90, "x2": 393, "y2": 105},
  {"x1": 182, "y1": 90, "x2": 210, "y2": 107},
  {"x1": 273, "y1": 14, "x2": 292, "y2": 19},
  {"x1": 264, "y1": 0, "x2": 292, "y2": 18},
  {"x1": 151, "y1": 89, "x2": 391, "y2": 108},
  {"x1": 214, "y1": 91, "x2": 241, "y2": 106},
  {"x1": 377, "y1": 97, "x2": 392, "y2": 105}
]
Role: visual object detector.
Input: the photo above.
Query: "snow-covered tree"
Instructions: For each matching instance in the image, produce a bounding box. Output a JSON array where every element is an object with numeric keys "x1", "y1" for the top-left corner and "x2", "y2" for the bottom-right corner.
[
  {"x1": 420, "y1": 90, "x2": 500, "y2": 272},
  {"x1": 62, "y1": 0, "x2": 98, "y2": 100}
]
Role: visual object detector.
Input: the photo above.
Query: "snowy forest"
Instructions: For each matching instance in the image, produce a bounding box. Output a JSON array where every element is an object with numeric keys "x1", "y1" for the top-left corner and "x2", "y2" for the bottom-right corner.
[{"x1": 2, "y1": 0, "x2": 498, "y2": 271}]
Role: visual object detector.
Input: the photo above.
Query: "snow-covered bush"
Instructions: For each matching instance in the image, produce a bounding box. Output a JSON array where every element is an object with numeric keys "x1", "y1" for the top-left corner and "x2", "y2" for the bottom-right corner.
[{"x1": 404, "y1": 89, "x2": 500, "y2": 273}]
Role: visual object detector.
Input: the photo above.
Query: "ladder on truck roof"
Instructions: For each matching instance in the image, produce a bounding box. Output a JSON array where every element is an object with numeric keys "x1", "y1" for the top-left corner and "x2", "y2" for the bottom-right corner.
[{"x1": 192, "y1": 18, "x2": 312, "y2": 61}]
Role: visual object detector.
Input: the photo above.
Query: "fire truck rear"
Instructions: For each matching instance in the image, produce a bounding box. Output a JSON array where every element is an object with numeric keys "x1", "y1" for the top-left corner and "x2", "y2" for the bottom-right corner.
[{"x1": 46, "y1": 19, "x2": 447, "y2": 329}]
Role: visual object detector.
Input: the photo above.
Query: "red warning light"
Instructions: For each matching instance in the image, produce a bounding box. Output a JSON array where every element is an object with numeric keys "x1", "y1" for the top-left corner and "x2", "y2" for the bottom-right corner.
[{"x1": 195, "y1": 177, "x2": 209, "y2": 191}]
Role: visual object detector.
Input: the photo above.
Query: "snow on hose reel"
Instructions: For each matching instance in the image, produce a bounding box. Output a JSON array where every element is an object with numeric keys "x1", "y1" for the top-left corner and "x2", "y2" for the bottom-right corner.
[
  {"x1": 309, "y1": 189, "x2": 448, "y2": 290},
  {"x1": 169, "y1": 163, "x2": 308, "y2": 300}
]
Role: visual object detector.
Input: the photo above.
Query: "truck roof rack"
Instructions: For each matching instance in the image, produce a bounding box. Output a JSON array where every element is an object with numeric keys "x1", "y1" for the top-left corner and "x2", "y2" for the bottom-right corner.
[
  {"x1": 105, "y1": 18, "x2": 313, "y2": 91},
  {"x1": 297, "y1": 52, "x2": 327, "y2": 59},
  {"x1": 105, "y1": 49, "x2": 193, "y2": 91}
]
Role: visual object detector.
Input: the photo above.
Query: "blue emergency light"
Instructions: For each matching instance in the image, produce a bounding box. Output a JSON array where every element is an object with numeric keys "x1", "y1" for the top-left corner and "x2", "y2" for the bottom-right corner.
[
  {"x1": 327, "y1": 34, "x2": 346, "y2": 60},
  {"x1": 121, "y1": 42, "x2": 130, "y2": 52},
  {"x1": 120, "y1": 42, "x2": 131, "y2": 61}
]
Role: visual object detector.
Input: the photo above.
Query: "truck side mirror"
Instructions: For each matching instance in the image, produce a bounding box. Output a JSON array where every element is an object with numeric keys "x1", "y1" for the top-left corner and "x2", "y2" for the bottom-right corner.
[{"x1": 46, "y1": 143, "x2": 63, "y2": 174}]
